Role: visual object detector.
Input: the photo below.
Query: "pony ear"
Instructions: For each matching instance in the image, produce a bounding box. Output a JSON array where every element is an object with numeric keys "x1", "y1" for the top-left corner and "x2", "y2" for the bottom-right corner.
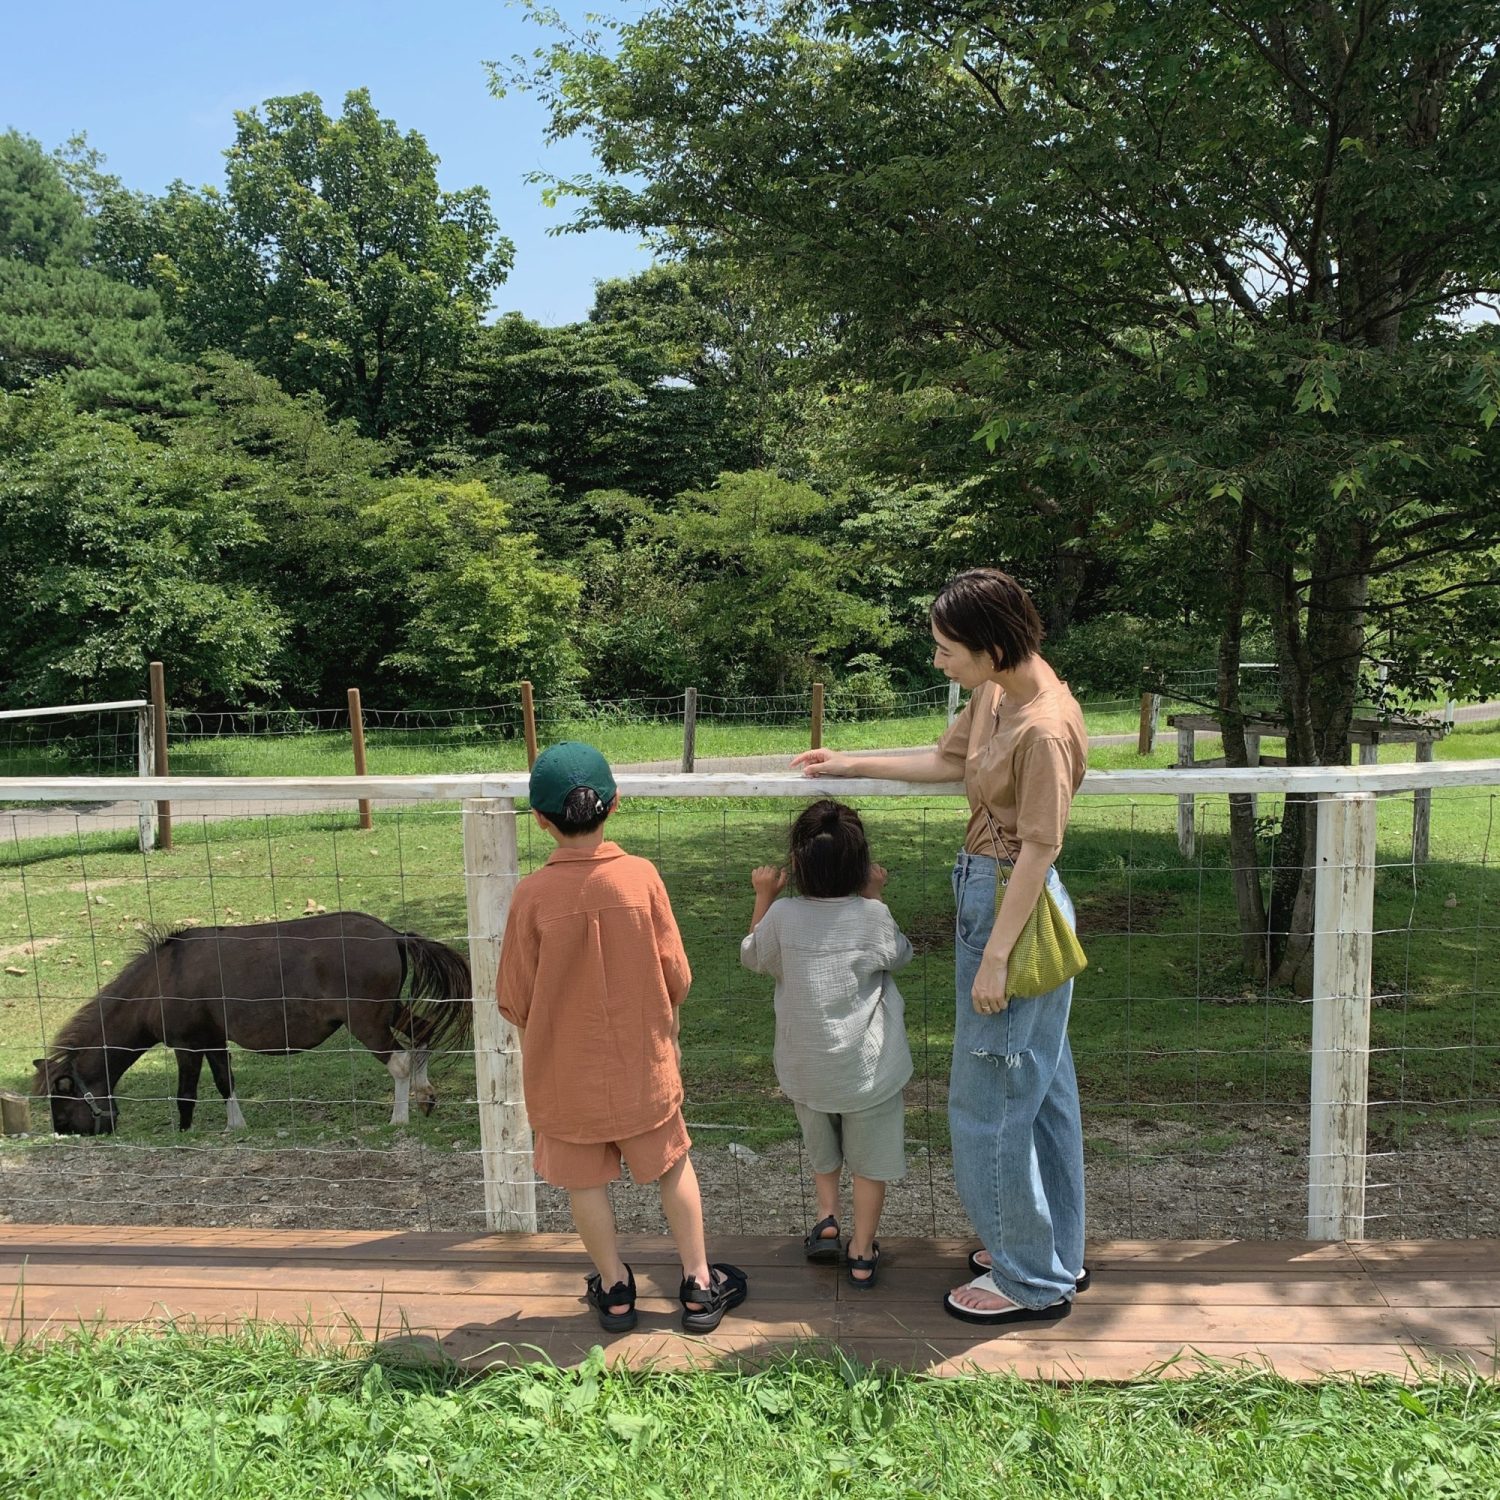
[{"x1": 32, "y1": 1058, "x2": 47, "y2": 1071}]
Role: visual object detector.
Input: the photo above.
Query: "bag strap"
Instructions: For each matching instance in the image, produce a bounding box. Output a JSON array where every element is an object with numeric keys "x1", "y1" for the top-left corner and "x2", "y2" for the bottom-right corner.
[{"x1": 979, "y1": 805, "x2": 1014, "y2": 883}]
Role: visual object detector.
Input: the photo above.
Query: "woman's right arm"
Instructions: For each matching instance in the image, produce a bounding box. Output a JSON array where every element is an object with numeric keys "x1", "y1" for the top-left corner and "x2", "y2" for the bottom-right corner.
[{"x1": 789, "y1": 747, "x2": 959, "y2": 781}]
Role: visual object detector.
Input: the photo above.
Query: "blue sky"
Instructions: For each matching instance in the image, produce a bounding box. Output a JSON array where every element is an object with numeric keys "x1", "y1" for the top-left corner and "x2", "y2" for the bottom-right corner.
[{"x1": 1, "y1": 0, "x2": 652, "y2": 325}]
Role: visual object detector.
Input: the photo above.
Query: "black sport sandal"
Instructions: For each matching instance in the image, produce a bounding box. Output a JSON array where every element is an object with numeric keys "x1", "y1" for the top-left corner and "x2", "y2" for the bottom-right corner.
[
  {"x1": 679, "y1": 1263, "x2": 749, "y2": 1333},
  {"x1": 585, "y1": 1265, "x2": 638, "y2": 1333}
]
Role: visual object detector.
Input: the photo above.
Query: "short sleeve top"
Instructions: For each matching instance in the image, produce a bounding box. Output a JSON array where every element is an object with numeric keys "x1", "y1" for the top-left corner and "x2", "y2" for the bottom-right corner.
[{"x1": 935, "y1": 680, "x2": 1089, "y2": 859}]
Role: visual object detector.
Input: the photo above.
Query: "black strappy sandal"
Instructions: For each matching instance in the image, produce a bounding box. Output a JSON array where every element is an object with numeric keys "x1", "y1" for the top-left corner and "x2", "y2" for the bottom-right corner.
[
  {"x1": 846, "y1": 1241, "x2": 881, "y2": 1290},
  {"x1": 585, "y1": 1265, "x2": 638, "y2": 1333},
  {"x1": 802, "y1": 1214, "x2": 842, "y2": 1263},
  {"x1": 679, "y1": 1262, "x2": 749, "y2": 1333},
  {"x1": 967, "y1": 1248, "x2": 1091, "y2": 1294}
]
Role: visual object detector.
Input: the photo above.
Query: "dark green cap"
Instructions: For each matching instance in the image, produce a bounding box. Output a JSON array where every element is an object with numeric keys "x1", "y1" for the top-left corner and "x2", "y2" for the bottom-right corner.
[{"x1": 528, "y1": 741, "x2": 618, "y2": 819}]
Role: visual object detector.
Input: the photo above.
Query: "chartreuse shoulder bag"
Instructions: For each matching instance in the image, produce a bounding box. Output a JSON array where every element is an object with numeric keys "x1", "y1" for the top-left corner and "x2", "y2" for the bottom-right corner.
[{"x1": 983, "y1": 809, "x2": 1087, "y2": 1000}]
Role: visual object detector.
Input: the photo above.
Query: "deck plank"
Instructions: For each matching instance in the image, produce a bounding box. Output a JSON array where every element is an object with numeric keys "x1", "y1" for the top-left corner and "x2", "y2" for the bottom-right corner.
[{"x1": 3, "y1": 1225, "x2": 1495, "y2": 1383}]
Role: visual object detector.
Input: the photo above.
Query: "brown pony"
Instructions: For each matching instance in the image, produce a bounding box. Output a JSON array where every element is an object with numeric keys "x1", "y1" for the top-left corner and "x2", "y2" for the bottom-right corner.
[{"x1": 30, "y1": 912, "x2": 472, "y2": 1134}]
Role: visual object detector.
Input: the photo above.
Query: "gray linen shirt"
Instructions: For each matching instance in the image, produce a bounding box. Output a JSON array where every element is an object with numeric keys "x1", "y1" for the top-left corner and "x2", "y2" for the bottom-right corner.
[{"x1": 739, "y1": 895, "x2": 915, "y2": 1114}]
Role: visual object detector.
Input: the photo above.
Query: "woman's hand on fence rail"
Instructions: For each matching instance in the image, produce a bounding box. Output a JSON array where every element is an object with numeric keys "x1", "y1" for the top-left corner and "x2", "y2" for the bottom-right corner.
[
  {"x1": 790, "y1": 747, "x2": 960, "y2": 781},
  {"x1": 789, "y1": 748, "x2": 854, "y2": 776},
  {"x1": 862, "y1": 863, "x2": 889, "y2": 900}
]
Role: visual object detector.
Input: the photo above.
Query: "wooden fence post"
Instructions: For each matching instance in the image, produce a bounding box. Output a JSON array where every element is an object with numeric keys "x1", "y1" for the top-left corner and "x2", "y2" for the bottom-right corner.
[
  {"x1": 148, "y1": 661, "x2": 171, "y2": 852},
  {"x1": 347, "y1": 688, "x2": 372, "y2": 830},
  {"x1": 947, "y1": 680, "x2": 961, "y2": 725},
  {"x1": 0, "y1": 1092, "x2": 29, "y2": 1137},
  {"x1": 1307, "y1": 790, "x2": 1377, "y2": 1240},
  {"x1": 135, "y1": 705, "x2": 155, "y2": 853},
  {"x1": 520, "y1": 680, "x2": 538, "y2": 768},
  {"x1": 463, "y1": 797, "x2": 536, "y2": 1232},
  {"x1": 1412, "y1": 740, "x2": 1434, "y2": 865},
  {"x1": 681, "y1": 688, "x2": 697, "y2": 774},
  {"x1": 1137, "y1": 693, "x2": 1162, "y2": 755},
  {"x1": 810, "y1": 683, "x2": 824, "y2": 751}
]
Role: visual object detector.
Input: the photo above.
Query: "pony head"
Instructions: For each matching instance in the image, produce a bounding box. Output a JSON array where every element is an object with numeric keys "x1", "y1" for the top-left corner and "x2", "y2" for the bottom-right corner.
[{"x1": 31, "y1": 1051, "x2": 116, "y2": 1135}]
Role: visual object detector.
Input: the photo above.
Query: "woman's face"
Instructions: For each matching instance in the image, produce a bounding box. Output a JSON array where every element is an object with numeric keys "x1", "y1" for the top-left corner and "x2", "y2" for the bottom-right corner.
[{"x1": 931, "y1": 624, "x2": 996, "y2": 689}]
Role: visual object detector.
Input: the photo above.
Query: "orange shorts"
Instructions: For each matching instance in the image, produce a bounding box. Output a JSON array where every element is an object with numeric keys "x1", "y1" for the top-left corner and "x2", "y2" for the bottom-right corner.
[{"x1": 533, "y1": 1111, "x2": 692, "y2": 1191}]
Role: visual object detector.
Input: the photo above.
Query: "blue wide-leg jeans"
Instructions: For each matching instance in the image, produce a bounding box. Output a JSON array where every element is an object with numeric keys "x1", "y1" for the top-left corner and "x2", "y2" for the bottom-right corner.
[{"x1": 949, "y1": 852, "x2": 1085, "y2": 1309}]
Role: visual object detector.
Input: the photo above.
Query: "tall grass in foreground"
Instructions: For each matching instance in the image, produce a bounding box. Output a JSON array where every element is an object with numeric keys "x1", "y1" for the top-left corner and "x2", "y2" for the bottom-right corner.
[{"x1": 1, "y1": 1327, "x2": 1497, "y2": 1498}]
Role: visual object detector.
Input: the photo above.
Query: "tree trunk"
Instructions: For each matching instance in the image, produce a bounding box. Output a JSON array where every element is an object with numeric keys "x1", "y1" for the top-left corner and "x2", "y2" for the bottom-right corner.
[
  {"x1": 1218, "y1": 499, "x2": 1268, "y2": 978},
  {"x1": 1262, "y1": 512, "x2": 1319, "y2": 989}
]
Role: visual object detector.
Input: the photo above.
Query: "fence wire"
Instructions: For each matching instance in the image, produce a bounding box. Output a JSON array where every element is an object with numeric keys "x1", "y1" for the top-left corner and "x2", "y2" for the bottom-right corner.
[
  {"x1": 0, "y1": 705, "x2": 143, "y2": 779},
  {"x1": 2, "y1": 783, "x2": 1495, "y2": 1243}
]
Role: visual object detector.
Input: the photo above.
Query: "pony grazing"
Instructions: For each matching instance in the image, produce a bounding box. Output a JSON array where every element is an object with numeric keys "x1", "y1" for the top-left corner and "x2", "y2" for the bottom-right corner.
[{"x1": 30, "y1": 912, "x2": 472, "y2": 1135}]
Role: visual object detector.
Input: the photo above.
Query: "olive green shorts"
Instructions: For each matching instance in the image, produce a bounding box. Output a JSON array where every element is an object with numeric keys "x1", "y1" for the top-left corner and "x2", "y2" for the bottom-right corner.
[{"x1": 793, "y1": 1090, "x2": 907, "y2": 1182}]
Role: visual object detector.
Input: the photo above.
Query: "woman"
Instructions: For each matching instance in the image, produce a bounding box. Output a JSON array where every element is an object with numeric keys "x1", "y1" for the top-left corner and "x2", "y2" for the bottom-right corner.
[{"x1": 791, "y1": 567, "x2": 1088, "y2": 1324}]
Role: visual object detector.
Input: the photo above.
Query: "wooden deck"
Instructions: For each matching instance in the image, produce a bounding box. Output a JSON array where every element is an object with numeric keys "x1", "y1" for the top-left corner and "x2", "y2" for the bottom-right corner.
[{"x1": 2, "y1": 1225, "x2": 1496, "y2": 1381}]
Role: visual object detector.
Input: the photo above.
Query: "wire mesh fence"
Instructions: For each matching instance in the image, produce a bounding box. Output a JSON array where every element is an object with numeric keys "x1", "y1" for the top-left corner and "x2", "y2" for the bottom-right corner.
[
  {"x1": 2, "y1": 769, "x2": 1494, "y2": 1243},
  {"x1": 0, "y1": 703, "x2": 147, "y2": 780}
]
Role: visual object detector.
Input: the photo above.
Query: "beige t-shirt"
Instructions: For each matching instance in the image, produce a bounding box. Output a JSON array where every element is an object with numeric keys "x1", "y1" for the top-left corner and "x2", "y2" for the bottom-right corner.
[{"x1": 936, "y1": 680, "x2": 1089, "y2": 858}]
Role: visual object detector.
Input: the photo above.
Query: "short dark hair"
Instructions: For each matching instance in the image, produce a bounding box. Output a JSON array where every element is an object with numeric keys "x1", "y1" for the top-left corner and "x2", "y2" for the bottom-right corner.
[
  {"x1": 550, "y1": 784, "x2": 611, "y2": 834},
  {"x1": 789, "y1": 799, "x2": 871, "y2": 899},
  {"x1": 930, "y1": 568, "x2": 1044, "y2": 671}
]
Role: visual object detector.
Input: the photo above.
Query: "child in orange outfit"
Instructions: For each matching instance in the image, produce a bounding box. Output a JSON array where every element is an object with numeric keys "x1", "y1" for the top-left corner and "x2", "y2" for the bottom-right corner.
[{"x1": 497, "y1": 741, "x2": 748, "y2": 1334}]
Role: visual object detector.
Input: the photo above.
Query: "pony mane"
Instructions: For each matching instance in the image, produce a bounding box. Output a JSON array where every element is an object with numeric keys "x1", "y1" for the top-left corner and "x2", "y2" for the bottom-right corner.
[{"x1": 31, "y1": 923, "x2": 190, "y2": 1089}]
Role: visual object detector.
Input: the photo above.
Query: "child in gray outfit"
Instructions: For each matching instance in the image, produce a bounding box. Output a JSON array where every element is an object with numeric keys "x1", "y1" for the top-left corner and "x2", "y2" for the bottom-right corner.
[{"x1": 740, "y1": 799, "x2": 914, "y2": 1288}]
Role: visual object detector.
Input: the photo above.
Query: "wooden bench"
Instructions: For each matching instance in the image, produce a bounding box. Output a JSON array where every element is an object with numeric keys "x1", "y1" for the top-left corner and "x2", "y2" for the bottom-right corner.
[{"x1": 1167, "y1": 714, "x2": 1445, "y2": 861}]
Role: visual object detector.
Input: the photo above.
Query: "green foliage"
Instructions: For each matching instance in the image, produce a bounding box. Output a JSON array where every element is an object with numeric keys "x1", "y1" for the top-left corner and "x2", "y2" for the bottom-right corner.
[
  {"x1": 462, "y1": 266, "x2": 760, "y2": 501},
  {"x1": 524, "y1": 0, "x2": 1500, "y2": 718},
  {"x1": 0, "y1": 384, "x2": 284, "y2": 706},
  {"x1": 0, "y1": 132, "x2": 194, "y2": 420},
  {"x1": 359, "y1": 477, "x2": 580, "y2": 703},
  {"x1": 571, "y1": 534, "x2": 707, "y2": 697},
  {"x1": 144, "y1": 90, "x2": 513, "y2": 443},
  {"x1": 651, "y1": 470, "x2": 892, "y2": 691},
  {"x1": 0, "y1": 130, "x2": 90, "y2": 265}
]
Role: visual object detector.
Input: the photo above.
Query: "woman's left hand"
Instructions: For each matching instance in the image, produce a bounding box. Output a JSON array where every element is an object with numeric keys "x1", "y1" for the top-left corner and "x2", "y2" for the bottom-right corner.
[{"x1": 971, "y1": 951, "x2": 1010, "y2": 1014}]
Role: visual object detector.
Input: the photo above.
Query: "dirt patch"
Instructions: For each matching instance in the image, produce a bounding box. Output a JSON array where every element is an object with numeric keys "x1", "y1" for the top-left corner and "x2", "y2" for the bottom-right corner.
[
  {"x1": 0, "y1": 937, "x2": 60, "y2": 962},
  {"x1": 3, "y1": 1112, "x2": 1493, "y2": 1242},
  {"x1": 1072, "y1": 887, "x2": 1176, "y2": 933}
]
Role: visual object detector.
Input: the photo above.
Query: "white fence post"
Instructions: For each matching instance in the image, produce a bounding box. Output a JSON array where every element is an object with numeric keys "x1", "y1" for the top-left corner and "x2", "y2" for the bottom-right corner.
[
  {"x1": 135, "y1": 705, "x2": 155, "y2": 853},
  {"x1": 1176, "y1": 724, "x2": 1196, "y2": 858},
  {"x1": 1307, "y1": 790, "x2": 1378, "y2": 1240},
  {"x1": 947, "y1": 680, "x2": 961, "y2": 725},
  {"x1": 463, "y1": 796, "x2": 536, "y2": 1232}
]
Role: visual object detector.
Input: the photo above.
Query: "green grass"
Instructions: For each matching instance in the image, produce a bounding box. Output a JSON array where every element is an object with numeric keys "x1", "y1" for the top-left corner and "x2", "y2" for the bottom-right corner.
[
  {"x1": 2, "y1": 1328, "x2": 1497, "y2": 1499},
  {"x1": 3, "y1": 727, "x2": 1496, "y2": 1157},
  {"x1": 1, "y1": 698, "x2": 1157, "y2": 781}
]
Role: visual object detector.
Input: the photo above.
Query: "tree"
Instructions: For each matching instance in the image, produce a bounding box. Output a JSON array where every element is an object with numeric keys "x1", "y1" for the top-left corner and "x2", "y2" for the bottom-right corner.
[
  {"x1": 524, "y1": 0, "x2": 1500, "y2": 984},
  {"x1": 0, "y1": 384, "x2": 284, "y2": 706},
  {"x1": 0, "y1": 132, "x2": 194, "y2": 421},
  {"x1": 650, "y1": 469, "x2": 892, "y2": 692},
  {"x1": 144, "y1": 90, "x2": 513, "y2": 443},
  {"x1": 462, "y1": 267, "x2": 762, "y2": 504},
  {"x1": 359, "y1": 478, "x2": 580, "y2": 703}
]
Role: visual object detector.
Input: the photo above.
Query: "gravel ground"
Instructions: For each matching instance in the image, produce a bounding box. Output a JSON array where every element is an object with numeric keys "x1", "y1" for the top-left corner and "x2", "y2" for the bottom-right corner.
[{"x1": 4, "y1": 1109, "x2": 1493, "y2": 1242}]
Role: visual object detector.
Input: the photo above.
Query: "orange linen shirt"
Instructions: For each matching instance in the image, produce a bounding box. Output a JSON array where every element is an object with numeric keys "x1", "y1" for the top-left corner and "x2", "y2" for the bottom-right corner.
[{"x1": 496, "y1": 841, "x2": 692, "y2": 1144}]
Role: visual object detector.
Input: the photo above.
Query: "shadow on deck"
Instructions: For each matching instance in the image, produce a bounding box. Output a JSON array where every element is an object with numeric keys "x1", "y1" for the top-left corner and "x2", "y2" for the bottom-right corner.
[{"x1": 2, "y1": 1225, "x2": 1496, "y2": 1381}]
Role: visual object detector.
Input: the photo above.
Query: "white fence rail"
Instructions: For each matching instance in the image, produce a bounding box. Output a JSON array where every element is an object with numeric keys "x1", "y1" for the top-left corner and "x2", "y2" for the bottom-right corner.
[{"x1": 6, "y1": 760, "x2": 1499, "y2": 1241}]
